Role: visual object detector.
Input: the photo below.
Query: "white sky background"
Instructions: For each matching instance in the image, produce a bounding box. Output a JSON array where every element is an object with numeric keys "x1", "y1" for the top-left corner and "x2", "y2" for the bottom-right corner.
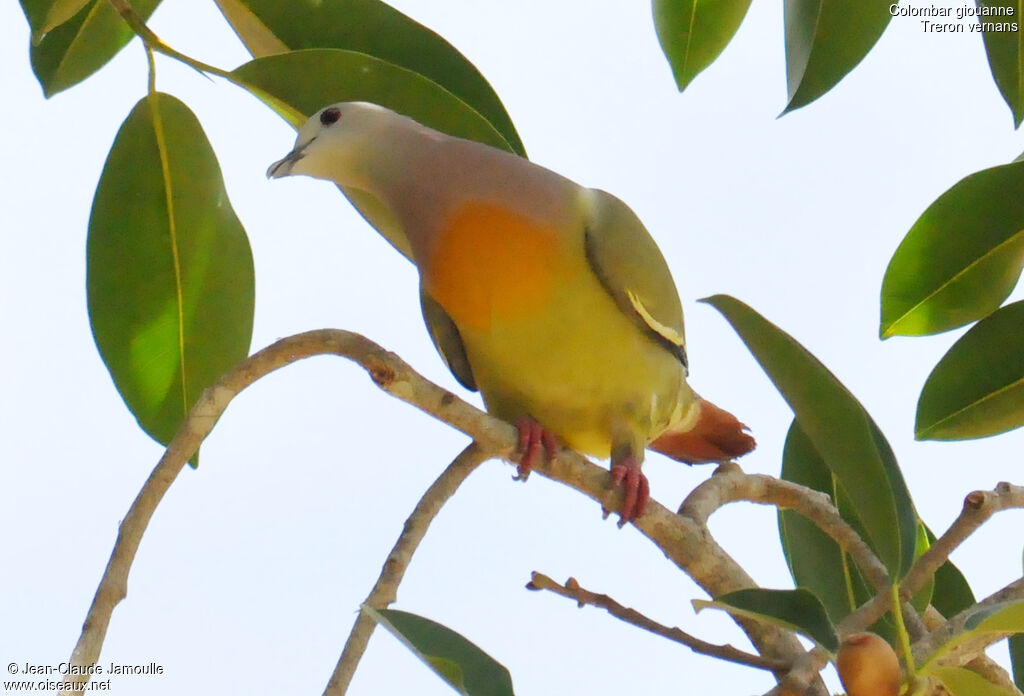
[{"x1": 3, "y1": 1, "x2": 1024, "y2": 694}]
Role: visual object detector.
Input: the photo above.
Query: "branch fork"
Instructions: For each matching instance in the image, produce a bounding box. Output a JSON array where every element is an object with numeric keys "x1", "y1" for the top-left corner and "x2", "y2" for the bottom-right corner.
[{"x1": 58, "y1": 330, "x2": 1024, "y2": 696}]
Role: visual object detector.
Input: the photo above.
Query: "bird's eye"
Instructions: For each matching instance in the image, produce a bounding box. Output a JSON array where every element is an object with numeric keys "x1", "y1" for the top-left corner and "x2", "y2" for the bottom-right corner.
[{"x1": 319, "y1": 107, "x2": 342, "y2": 126}]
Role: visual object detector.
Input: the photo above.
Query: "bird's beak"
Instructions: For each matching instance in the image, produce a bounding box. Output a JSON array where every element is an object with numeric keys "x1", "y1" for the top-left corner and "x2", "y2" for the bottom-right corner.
[{"x1": 266, "y1": 141, "x2": 309, "y2": 179}]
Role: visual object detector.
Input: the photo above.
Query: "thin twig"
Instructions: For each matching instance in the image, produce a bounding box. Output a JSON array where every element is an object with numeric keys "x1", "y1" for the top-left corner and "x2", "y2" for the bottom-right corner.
[
  {"x1": 679, "y1": 462, "x2": 890, "y2": 592},
  {"x1": 526, "y1": 572, "x2": 788, "y2": 672},
  {"x1": 914, "y1": 576, "x2": 1024, "y2": 669},
  {"x1": 901, "y1": 483, "x2": 1024, "y2": 600},
  {"x1": 324, "y1": 444, "x2": 488, "y2": 695},
  {"x1": 680, "y1": 462, "x2": 937, "y2": 645},
  {"x1": 763, "y1": 650, "x2": 831, "y2": 696}
]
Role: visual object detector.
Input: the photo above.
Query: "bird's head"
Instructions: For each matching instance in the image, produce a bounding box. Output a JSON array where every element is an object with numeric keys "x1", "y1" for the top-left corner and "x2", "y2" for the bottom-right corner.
[{"x1": 266, "y1": 101, "x2": 400, "y2": 185}]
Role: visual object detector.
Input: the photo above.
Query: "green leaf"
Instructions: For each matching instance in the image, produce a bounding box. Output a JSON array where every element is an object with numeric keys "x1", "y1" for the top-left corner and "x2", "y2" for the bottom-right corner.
[
  {"x1": 832, "y1": 482, "x2": 899, "y2": 643},
  {"x1": 651, "y1": 0, "x2": 753, "y2": 92},
  {"x1": 880, "y1": 160, "x2": 1024, "y2": 337},
  {"x1": 778, "y1": 421, "x2": 856, "y2": 624},
  {"x1": 916, "y1": 301, "x2": 1024, "y2": 440},
  {"x1": 930, "y1": 665, "x2": 1021, "y2": 696},
  {"x1": 1011, "y1": 633, "x2": 1024, "y2": 691},
  {"x1": 977, "y1": 1, "x2": 1024, "y2": 128},
  {"x1": 704, "y1": 295, "x2": 917, "y2": 578},
  {"x1": 232, "y1": 49, "x2": 515, "y2": 153},
  {"x1": 366, "y1": 607, "x2": 515, "y2": 696},
  {"x1": 924, "y1": 600, "x2": 1024, "y2": 669},
  {"x1": 783, "y1": 0, "x2": 892, "y2": 112},
  {"x1": 21, "y1": 0, "x2": 162, "y2": 97},
  {"x1": 87, "y1": 94, "x2": 254, "y2": 454},
  {"x1": 213, "y1": 0, "x2": 524, "y2": 156},
  {"x1": 923, "y1": 526, "x2": 975, "y2": 620},
  {"x1": 911, "y1": 522, "x2": 935, "y2": 614},
  {"x1": 34, "y1": 0, "x2": 91, "y2": 42},
  {"x1": 963, "y1": 600, "x2": 1024, "y2": 633},
  {"x1": 1012, "y1": 546, "x2": 1024, "y2": 692},
  {"x1": 694, "y1": 588, "x2": 839, "y2": 654}
]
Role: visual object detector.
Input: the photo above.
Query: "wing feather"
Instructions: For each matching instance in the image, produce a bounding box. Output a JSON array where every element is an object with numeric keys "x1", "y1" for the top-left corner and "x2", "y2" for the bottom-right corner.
[{"x1": 582, "y1": 188, "x2": 688, "y2": 370}]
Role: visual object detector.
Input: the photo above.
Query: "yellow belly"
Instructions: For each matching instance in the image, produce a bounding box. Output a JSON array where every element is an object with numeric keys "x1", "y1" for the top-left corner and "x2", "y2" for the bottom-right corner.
[{"x1": 422, "y1": 200, "x2": 687, "y2": 457}]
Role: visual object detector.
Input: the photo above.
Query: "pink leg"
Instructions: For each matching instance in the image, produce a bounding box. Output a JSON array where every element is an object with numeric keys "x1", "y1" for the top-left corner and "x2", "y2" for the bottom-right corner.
[
  {"x1": 514, "y1": 418, "x2": 559, "y2": 481},
  {"x1": 607, "y1": 456, "x2": 649, "y2": 525}
]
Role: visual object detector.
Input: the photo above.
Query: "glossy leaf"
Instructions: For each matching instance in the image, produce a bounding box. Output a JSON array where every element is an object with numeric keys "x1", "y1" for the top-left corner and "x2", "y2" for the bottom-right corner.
[
  {"x1": 964, "y1": 600, "x2": 1024, "y2": 633},
  {"x1": 1012, "y1": 633, "x2": 1024, "y2": 690},
  {"x1": 232, "y1": 49, "x2": 514, "y2": 153},
  {"x1": 916, "y1": 301, "x2": 1024, "y2": 440},
  {"x1": 911, "y1": 523, "x2": 935, "y2": 614},
  {"x1": 1013, "y1": 547, "x2": 1024, "y2": 692},
  {"x1": 366, "y1": 607, "x2": 515, "y2": 696},
  {"x1": 931, "y1": 665, "x2": 1020, "y2": 696},
  {"x1": 924, "y1": 600, "x2": 1024, "y2": 669},
  {"x1": 213, "y1": 0, "x2": 524, "y2": 156},
  {"x1": 977, "y1": 1, "x2": 1024, "y2": 128},
  {"x1": 778, "y1": 421, "x2": 855, "y2": 624},
  {"x1": 34, "y1": 0, "x2": 91, "y2": 41},
  {"x1": 21, "y1": 0, "x2": 162, "y2": 97},
  {"x1": 88, "y1": 94, "x2": 254, "y2": 452},
  {"x1": 694, "y1": 588, "x2": 839, "y2": 654},
  {"x1": 880, "y1": 159, "x2": 1024, "y2": 337},
  {"x1": 704, "y1": 295, "x2": 917, "y2": 578},
  {"x1": 651, "y1": 0, "x2": 753, "y2": 92},
  {"x1": 783, "y1": 0, "x2": 891, "y2": 112},
  {"x1": 835, "y1": 481, "x2": 901, "y2": 643}
]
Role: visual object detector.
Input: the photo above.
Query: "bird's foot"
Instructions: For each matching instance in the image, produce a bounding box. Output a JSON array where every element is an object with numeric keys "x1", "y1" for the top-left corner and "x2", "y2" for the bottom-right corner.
[
  {"x1": 606, "y1": 456, "x2": 649, "y2": 526},
  {"x1": 514, "y1": 417, "x2": 559, "y2": 481}
]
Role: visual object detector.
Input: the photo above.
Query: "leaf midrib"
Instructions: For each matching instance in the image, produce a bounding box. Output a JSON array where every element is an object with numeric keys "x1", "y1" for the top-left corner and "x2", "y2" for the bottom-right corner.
[
  {"x1": 884, "y1": 226, "x2": 1024, "y2": 336},
  {"x1": 148, "y1": 95, "x2": 189, "y2": 416},
  {"x1": 918, "y1": 372, "x2": 1024, "y2": 437}
]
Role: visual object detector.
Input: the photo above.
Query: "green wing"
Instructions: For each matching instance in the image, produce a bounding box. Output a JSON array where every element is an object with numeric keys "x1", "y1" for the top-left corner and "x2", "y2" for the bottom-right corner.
[
  {"x1": 582, "y1": 188, "x2": 687, "y2": 369},
  {"x1": 340, "y1": 185, "x2": 476, "y2": 390},
  {"x1": 420, "y1": 286, "x2": 478, "y2": 391}
]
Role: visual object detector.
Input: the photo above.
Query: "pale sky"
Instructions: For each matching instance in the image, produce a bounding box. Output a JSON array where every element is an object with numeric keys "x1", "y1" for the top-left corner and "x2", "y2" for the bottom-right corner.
[{"x1": 3, "y1": 1, "x2": 1024, "y2": 694}]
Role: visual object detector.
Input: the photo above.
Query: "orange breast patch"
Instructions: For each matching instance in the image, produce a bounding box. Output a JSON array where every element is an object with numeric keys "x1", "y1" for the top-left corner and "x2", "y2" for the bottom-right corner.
[{"x1": 424, "y1": 200, "x2": 559, "y2": 331}]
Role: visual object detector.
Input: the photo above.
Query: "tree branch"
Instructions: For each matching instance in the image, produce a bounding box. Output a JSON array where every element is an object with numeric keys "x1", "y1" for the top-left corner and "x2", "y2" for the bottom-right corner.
[
  {"x1": 323, "y1": 443, "x2": 488, "y2": 695},
  {"x1": 677, "y1": 462, "x2": 960, "y2": 695},
  {"x1": 60, "y1": 330, "x2": 500, "y2": 694},
  {"x1": 902, "y1": 483, "x2": 1024, "y2": 600},
  {"x1": 526, "y1": 572, "x2": 788, "y2": 672},
  {"x1": 59, "y1": 330, "x2": 824, "y2": 695},
  {"x1": 914, "y1": 576, "x2": 1024, "y2": 668},
  {"x1": 763, "y1": 650, "x2": 831, "y2": 696},
  {"x1": 818, "y1": 483, "x2": 1024, "y2": 677},
  {"x1": 678, "y1": 462, "x2": 890, "y2": 593}
]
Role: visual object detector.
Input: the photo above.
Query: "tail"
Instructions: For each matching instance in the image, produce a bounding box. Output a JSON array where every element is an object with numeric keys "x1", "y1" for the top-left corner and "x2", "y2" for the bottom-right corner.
[{"x1": 649, "y1": 397, "x2": 755, "y2": 464}]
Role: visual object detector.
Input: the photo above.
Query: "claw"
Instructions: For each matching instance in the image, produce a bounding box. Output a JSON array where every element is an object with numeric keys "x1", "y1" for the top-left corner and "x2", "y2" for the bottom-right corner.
[
  {"x1": 606, "y1": 456, "x2": 649, "y2": 526},
  {"x1": 514, "y1": 418, "x2": 558, "y2": 481}
]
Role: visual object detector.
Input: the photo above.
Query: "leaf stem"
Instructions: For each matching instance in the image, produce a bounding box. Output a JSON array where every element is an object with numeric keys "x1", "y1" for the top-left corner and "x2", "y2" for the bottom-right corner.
[
  {"x1": 106, "y1": 0, "x2": 304, "y2": 124},
  {"x1": 144, "y1": 40, "x2": 156, "y2": 95},
  {"x1": 891, "y1": 583, "x2": 917, "y2": 680},
  {"x1": 108, "y1": 0, "x2": 231, "y2": 77}
]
